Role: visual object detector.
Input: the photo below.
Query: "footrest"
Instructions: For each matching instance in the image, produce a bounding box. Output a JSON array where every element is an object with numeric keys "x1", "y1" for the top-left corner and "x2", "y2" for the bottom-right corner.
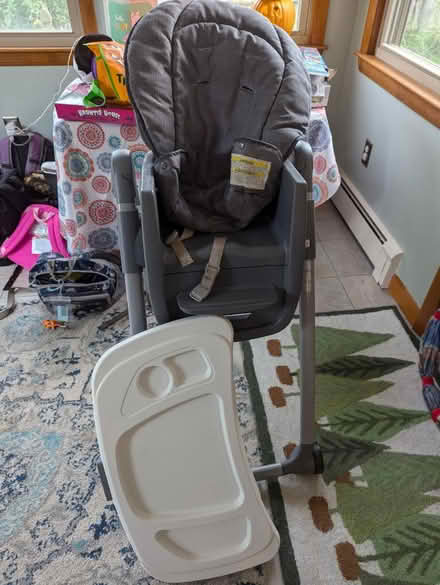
[{"x1": 177, "y1": 287, "x2": 280, "y2": 317}]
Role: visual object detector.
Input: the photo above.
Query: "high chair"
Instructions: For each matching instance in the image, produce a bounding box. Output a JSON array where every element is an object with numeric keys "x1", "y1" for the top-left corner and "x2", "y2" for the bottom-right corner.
[{"x1": 93, "y1": 0, "x2": 322, "y2": 580}]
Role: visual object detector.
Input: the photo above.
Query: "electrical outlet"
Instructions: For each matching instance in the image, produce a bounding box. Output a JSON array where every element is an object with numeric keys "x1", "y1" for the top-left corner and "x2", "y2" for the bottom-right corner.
[{"x1": 361, "y1": 139, "x2": 373, "y2": 167}]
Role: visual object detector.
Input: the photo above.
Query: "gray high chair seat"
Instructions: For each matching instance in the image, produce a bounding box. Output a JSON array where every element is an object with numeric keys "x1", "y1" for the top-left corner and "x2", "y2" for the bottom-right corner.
[{"x1": 114, "y1": 0, "x2": 315, "y2": 341}]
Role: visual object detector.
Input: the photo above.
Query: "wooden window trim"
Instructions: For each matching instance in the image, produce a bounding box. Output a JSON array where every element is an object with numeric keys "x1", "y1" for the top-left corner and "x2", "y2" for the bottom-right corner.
[
  {"x1": 0, "y1": 0, "x2": 97, "y2": 66},
  {"x1": 413, "y1": 268, "x2": 440, "y2": 335},
  {"x1": 290, "y1": 0, "x2": 329, "y2": 49},
  {"x1": 0, "y1": 0, "x2": 328, "y2": 66},
  {"x1": 389, "y1": 268, "x2": 440, "y2": 335},
  {"x1": 357, "y1": 0, "x2": 440, "y2": 128},
  {"x1": 309, "y1": 0, "x2": 329, "y2": 47}
]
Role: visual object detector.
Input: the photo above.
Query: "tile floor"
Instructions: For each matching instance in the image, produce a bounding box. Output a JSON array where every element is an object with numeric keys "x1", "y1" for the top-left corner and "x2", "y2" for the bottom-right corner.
[
  {"x1": 0, "y1": 202, "x2": 395, "y2": 312},
  {"x1": 314, "y1": 202, "x2": 394, "y2": 312}
]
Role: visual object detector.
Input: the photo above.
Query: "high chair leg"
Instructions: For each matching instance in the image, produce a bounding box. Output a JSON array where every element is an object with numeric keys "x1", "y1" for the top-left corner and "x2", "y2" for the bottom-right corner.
[
  {"x1": 252, "y1": 141, "x2": 323, "y2": 482},
  {"x1": 113, "y1": 149, "x2": 147, "y2": 335},
  {"x1": 252, "y1": 257, "x2": 323, "y2": 482}
]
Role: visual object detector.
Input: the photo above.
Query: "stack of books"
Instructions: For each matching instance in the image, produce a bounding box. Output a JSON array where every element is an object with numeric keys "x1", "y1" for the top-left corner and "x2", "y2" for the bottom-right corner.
[{"x1": 301, "y1": 47, "x2": 332, "y2": 108}]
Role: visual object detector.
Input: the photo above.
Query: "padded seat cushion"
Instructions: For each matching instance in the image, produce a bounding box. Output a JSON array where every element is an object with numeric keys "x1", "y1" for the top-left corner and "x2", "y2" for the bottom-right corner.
[
  {"x1": 126, "y1": 0, "x2": 310, "y2": 158},
  {"x1": 125, "y1": 0, "x2": 311, "y2": 233},
  {"x1": 163, "y1": 225, "x2": 284, "y2": 274}
]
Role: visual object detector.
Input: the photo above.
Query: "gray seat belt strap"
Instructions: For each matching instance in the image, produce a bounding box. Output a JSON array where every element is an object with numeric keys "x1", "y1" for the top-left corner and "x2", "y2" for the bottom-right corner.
[{"x1": 190, "y1": 236, "x2": 226, "y2": 303}]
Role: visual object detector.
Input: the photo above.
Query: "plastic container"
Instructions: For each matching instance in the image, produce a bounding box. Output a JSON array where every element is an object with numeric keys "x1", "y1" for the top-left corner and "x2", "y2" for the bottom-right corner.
[{"x1": 41, "y1": 161, "x2": 57, "y2": 194}]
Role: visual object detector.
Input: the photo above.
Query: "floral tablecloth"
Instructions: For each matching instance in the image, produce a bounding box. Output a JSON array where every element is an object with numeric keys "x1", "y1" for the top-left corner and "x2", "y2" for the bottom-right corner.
[
  {"x1": 308, "y1": 107, "x2": 341, "y2": 206},
  {"x1": 54, "y1": 82, "x2": 340, "y2": 254}
]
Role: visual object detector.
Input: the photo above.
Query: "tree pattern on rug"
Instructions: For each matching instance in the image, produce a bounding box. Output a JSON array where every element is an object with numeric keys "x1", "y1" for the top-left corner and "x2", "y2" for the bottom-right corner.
[
  {"x1": 291, "y1": 325, "x2": 440, "y2": 585},
  {"x1": 317, "y1": 355, "x2": 413, "y2": 379},
  {"x1": 359, "y1": 569, "x2": 427, "y2": 585},
  {"x1": 316, "y1": 375, "x2": 392, "y2": 419},
  {"x1": 364, "y1": 515, "x2": 440, "y2": 584},
  {"x1": 326, "y1": 402, "x2": 429, "y2": 442},
  {"x1": 294, "y1": 322, "x2": 439, "y2": 584},
  {"x1": 291, "y1": 324, "x2": 394, "y2": 366},
  {"x1": 318, "y1": 429, "x2": 387, "y2": 484}
]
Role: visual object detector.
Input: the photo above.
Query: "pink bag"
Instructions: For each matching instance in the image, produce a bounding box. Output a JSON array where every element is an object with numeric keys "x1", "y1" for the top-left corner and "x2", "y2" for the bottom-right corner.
[{"x1": 0, "y1": 204, "x2": 69, "y2": 269}]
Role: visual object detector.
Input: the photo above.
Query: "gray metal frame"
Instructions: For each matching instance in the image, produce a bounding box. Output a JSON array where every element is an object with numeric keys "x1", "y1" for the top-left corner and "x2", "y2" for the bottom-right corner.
[
  {"x1": 113, "y1": 141, "x2": 322, "y2": 477},
  {"x1": 253, "y1": 142, "x2": 323, "y2": 480}
]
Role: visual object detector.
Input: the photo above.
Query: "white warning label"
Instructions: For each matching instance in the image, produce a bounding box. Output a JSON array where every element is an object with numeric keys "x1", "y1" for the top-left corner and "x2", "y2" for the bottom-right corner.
[{"x1": 230, "y1": 154, "x2": 271, "y2": 191}]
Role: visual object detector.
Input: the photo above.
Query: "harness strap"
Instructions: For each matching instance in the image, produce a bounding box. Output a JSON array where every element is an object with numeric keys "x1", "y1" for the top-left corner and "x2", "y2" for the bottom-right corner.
[
  {"x1": 190, "y1": 236, "x2": 226, "y2": 303},
  {"x1": 166, "y1": 228, "x2": 194, "y2": 267}
]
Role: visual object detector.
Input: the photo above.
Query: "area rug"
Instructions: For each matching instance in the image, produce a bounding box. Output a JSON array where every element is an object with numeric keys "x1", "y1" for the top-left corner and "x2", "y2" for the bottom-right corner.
[
  {"x1": 0, "y1": 302, "x2": 437, "y2": 585},
  {"x1": 243, "y1": 306, "x2": 440, "y2": 585},
  {"x1": 0, "y1": 299, "x2": 274, "y2": 585}
]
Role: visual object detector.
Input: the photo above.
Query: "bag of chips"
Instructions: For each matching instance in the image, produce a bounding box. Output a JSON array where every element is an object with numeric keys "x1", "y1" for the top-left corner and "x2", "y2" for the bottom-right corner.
[{"x1": 86, "y1": 41, "x2": 130, "y2": 105}]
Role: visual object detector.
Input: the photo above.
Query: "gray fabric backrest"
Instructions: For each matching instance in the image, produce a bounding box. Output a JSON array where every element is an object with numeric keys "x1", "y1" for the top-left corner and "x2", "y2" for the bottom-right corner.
[{"x1": 125, "y1": 0, "x2": 311, "y2": 232}]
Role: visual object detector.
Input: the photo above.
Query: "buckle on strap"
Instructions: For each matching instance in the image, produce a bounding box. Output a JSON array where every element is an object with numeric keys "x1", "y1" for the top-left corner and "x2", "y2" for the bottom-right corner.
[
  {"x1": 205, "y1": 263, "x2": 220, "y2": 279},
  {"x1": 190, "y1": 236, "x2": 226, "y2": 303}
]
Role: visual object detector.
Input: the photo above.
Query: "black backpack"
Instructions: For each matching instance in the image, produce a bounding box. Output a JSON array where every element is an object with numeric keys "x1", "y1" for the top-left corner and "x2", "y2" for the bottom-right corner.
[
  {"x1": 0, "y1": 132, "x2": 54, "y2": 179},
  {"x1": 0, "y1": 167, "x2": 32, "y2": 266}
]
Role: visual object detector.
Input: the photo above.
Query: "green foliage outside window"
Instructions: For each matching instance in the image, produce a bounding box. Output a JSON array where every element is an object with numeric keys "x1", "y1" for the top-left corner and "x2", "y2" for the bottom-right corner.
[
  {"x1": 0, "y1": 0, "x2": 71, "y2": 31},
  {"x1": 401, "y1": 0, "x2": 440, "y2": 66}
]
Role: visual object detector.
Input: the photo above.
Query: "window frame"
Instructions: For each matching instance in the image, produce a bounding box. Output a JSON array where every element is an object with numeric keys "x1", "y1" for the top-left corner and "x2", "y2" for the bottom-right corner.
[
  {"x1": 0, "y1": 0, "x2": 97, "y2": 66},
  {"x1": 294, "y1": 0, "x2": 329, "y2": 50},
  {"x1": 376, "y1": 0, "x2": 440, "y2": 94},
  {"x1": 0, "y1": 0, "x2": 328, "y2": 67},
  {"x1": 357, "y1": 0, "x2": 440, "y2": 128}
]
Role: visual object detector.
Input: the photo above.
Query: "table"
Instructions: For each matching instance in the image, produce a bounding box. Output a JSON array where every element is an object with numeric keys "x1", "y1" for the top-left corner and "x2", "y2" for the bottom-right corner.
[
  {"x1": 54, "y1": 81, "x2": 340, "y2": 254},
  {"x1": 308, "y1": 107, "x2": 341, "y2": 206}
]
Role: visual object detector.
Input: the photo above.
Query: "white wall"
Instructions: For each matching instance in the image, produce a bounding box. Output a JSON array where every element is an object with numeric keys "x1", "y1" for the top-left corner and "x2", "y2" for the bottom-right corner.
[
  {"x1": 330, "y1": 0, "x2": 440, "y2": 306},
  {"x1": 0, "y1": 0, "x2": 107, "y2": 141},
  {"x1": 0, "y1": 67, "x2": 76, "y2": 140}
]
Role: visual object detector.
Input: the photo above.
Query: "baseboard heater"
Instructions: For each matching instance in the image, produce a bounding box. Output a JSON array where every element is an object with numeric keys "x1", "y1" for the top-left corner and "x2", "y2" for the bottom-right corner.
[{"x1": 332, "y1": 171, "x2": 403, "y2": 288}]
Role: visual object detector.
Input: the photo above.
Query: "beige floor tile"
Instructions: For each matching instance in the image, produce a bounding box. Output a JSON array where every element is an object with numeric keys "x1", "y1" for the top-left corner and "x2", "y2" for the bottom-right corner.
[
  {"x1": 322, "y1": 238, "x2": 373, "y2": 277},
  {"x1": 315, "y1": 202, "x2": 339, "y2": 222},
  {"x1": 316, "y1": 218, "x2": 353, "y2": 242},
  {"x1": 341, "y1": 275, "x2": 395, "y2": 309},
  {"x1": 315, "y1": 242, "x2": 336, "y2": 279},
  {"x1": 316, "y1": 277, "x2": 353, "y2": 313},
  {"x1": 315, "y1": 204, "x2": 354, "y2": 242}
]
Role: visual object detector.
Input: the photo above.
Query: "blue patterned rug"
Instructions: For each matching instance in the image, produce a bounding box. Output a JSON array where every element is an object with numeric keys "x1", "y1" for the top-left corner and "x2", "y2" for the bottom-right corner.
[
  {"x1": 0, "y1": 300, "x2": 274, "y2": 585},
  {"x1": 2, "y1": 301, "x2": 431, "y2": 585}
]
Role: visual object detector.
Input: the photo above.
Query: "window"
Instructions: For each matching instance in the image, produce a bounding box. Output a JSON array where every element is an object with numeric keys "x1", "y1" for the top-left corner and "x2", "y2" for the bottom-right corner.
[
  {"x1": 357, "y1": 0, "x2": 440, "y2": 128},
  {"x1": 232, "y1": 0, "x2": 305, "y2": 33},
  {"x1": 0, "y1": 0, "x2": 96, "y2": 66},
  {"x1": 226, "y1": 0, "x2": 328, "y2": 47},
  {"x1": 376, "y1": 0, "x2": 440, "y2": 93}
]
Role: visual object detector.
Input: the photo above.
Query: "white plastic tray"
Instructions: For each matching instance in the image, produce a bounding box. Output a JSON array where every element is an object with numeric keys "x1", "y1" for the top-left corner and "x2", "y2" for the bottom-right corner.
[{"x1": 93, "y1": 315, "x2": 279, "y2": 582}]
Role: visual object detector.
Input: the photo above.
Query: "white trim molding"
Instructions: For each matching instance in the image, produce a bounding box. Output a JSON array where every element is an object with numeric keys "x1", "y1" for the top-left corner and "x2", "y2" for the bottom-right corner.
[{"x1": 333, "y1": 171, "x2": 404, "y2": 288}]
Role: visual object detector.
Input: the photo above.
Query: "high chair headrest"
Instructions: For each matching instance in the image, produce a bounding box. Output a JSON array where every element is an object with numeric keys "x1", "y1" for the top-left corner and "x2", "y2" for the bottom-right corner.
[
  {"x1": 123, "y1": 0, "x2": 311, "y2": 233},
  {"x1": 125, "y1": 0, "x2": 311, "y2": 158}
]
